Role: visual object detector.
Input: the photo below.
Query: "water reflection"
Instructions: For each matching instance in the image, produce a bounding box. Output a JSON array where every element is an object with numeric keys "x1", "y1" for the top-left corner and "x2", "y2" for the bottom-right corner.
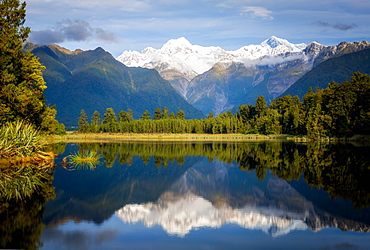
[
  {"x1": 115, "y1": 159, "x2": 309, "y2": 237},
  {"x1": 69, "y1": 142, "x2": 370, "y2": 210},
  {"x1": 3, "y1": 141, "x2": 369, "y2": 248},
  {"x1": 0, "y1": 161, "x2": 55, "y2": 249},
  {"x1": 45, "y1": 142, "x2": 370, "y2": 238}
]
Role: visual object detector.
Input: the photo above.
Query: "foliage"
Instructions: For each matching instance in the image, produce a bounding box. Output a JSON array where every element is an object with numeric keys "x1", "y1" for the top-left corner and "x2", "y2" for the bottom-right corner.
[
  {"x1": 29, "y1": 44, "x2": 204, "y2": 127},
  {"x1": 78, "y1": 109, "x2": 89, "y2": 132},
  {"x1": 0, "y1": 0, "x2": 65, "y2": 134},
  {"x1": 285, "y1": 48, "x2": 370, "y2": 98},
  {"x1": 76, "y1": 141, "x2": 370, "y2": 210},
  {"x1": 0, "y1": 161, "x2": 55, "y2": 249},
  {"x1": 76, "y1": 72, "x2": 370, "y2": 138},
  {"x1": 0, "y1": 120, "x2": 44, "y2": 159},
  {"x1": 65, "y1": 150, "x2": 101, "y2": 170},
  {"x1": 0, "y1": 163, "x2": 53, "y2": 201}
]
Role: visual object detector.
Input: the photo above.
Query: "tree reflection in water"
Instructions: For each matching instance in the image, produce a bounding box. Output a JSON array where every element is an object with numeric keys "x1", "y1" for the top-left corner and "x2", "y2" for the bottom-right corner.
[
  {"x1": 2, "y1": 141, "x2": 370, "y2": 248},
  {"x1": 0, "y1": 161, "x2": 55, "y2": 249},
  {"x1": 73, "y1": 141, "x2": 370, "y2": 210}
]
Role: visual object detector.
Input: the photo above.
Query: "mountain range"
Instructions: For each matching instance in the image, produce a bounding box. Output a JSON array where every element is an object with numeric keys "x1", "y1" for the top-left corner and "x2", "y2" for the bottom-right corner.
[
  {"x1": 25, "y1": 43, "x2": 204, "y2": 126},
  {"x1": 25, "y1": 36, "x2": 370, "y2": 125},
  {"x1": 117, "y1": 37, "x2": 370, "y2": 115}
]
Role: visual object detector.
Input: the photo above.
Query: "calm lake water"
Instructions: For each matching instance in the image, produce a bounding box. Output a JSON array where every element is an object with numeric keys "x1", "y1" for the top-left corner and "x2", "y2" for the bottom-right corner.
[{"x1": 2, "y1": 141, "x2": 370, "y2": 249}]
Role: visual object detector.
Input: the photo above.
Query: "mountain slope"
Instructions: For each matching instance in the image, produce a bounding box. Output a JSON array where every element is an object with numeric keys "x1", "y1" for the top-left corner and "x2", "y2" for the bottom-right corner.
[
  {"x1": 117, "y1": 37, "x2": 370, "y2": 115},
  {"x1": 284, "y1": 48, "x2": 370, "y2": 98},
  {"x1": 29, "y1": 44, "x2": 204, "y2": 126}
]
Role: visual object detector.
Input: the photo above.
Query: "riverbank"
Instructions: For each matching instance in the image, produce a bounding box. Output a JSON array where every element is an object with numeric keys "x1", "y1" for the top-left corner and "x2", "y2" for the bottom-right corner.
[
  {"x1": 43, "y1": 132, "x2": 291, "y2": 143},
  {"x1": 42, "y1": 132, "x2": 370, "y2": 144}
]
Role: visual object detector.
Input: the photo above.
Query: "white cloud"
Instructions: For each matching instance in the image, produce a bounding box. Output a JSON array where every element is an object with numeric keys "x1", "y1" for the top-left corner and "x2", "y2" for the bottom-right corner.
[{"x1": 241, "y1": 6, "x2": 273, "y2": 20}]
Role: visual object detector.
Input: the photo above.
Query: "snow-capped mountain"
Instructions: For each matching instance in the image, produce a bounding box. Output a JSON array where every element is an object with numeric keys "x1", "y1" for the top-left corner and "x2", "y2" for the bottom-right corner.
[
  {"x1": 115, "y1": 193, "x2": 308, "y2": 237},
  {"x1": 117, "y1": 37, "x2": 370, "y2": 116},
  {"x1": 117, "y1": 36, "x2": 306, "y2": 81},
  {"x1": 115, "y1": 159, "x2": 370, "y2": 237}
]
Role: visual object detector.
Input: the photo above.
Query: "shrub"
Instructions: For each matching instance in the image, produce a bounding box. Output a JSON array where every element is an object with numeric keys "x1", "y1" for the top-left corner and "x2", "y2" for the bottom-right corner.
[{"x1": 0, "y1": 120, "x2": 43, "y2": 159}]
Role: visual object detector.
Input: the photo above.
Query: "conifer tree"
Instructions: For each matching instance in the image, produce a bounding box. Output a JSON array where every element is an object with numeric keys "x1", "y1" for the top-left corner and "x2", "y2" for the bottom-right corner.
[
  {"x1": 91, "y1": 110, "x2": 101, "y2": 126},
  {"x1": 176, "y1": 110, "x2": 185, "y2": 119},
  {"x1": 153, "y1": 108, "x2": 162, "y2": 120},
  {"x1": 127, "y1": 109, "x2": 133, "y2": 121},
  {"x1": 90, "y1": 110, "x2": 101, "y2": 133},
  {"x1": 0, "y1": 0, "x2": 64, "y2": 134},
  {"x1": 102, "y1": 108, "x2": 118, "y2": 132},
  {"x1": 140, "y1": 110, "x2": 151, "y2": 120},
  {"x1": 162, "y1": 107, "x2": 169, "y2": 119},
  {"x1": 78, "y1": 109, "x2": 89, "y2": 132}
]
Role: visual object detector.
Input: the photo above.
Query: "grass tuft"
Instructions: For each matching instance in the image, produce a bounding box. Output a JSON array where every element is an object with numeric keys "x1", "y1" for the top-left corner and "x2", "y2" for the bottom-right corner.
[
  {"x1": 0, "y1": 120, "x2": 44, "y2": 159},
  {"x1": 66, "y1": 151, "x2": 101, "y2": 170}
]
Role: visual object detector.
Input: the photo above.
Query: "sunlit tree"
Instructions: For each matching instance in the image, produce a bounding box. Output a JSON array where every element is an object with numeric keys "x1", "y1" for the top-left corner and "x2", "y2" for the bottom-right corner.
[{"x1": 0, "y1": 0, "x2": 64, "y2": 134}]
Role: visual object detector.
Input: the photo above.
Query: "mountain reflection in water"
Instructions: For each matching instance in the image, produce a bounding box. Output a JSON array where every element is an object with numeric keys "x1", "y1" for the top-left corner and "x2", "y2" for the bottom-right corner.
[
  {"x1": 116, "y1": 158, "x2": 309, "y2": 237},
  {"x1": 115, "y1": 157, "x2": 369, "y2": 237},
  {"x1": 35, "y1": 141, "x2": 370, "y2": 249}
]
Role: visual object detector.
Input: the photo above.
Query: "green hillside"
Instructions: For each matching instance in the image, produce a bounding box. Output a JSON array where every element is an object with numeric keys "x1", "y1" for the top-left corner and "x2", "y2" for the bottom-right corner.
[
  {"x1": 29, "y1": 44, "x2": 204, "y2": 127},
  {"x1": 284, "y1": 48, "x2": 370, "y2": 98}
]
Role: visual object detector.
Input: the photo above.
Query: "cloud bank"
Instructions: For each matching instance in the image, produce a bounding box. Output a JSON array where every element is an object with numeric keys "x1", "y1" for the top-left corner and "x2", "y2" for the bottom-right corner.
[
  {"x1": 29, "y1": 19, "x2": 120, "y2": 44},
  {"x1": 313, "y1": 21, "x2": 357, "y2": 31}
]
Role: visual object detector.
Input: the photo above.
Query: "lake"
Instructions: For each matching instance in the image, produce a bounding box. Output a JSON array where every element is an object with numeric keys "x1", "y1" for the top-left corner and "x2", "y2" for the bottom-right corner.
[{"x1": 1, "y1": 141, "x2": 370, "y2": 249}]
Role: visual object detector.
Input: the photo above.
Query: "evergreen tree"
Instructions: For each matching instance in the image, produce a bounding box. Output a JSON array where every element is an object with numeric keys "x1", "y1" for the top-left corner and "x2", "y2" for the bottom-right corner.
[
  {"x1": 102, "y1": 108, "x2": 118, "y2": 132},
  {"x1": 255, "y1": 95, "x2": 267, "y2": 114},
  {"x1": 207, "y1": 112, "x2": 214, "y2": 119},
  {"x1": 118, "y1": 110, "x2": 130, "y2": 122},
  {"x1": 91, "y1": 111, "x2": 101, "y2": 125},
  {"x1": 127, "y1": 109, "x2": 133, "y2": 122},
  {"x1": 0, "y1": 0, "x2": 64, "y2": 134},
  {"x1": 162, "y1": 107, "x2": 169, "y2": 119},
  {"x1": 153, "y1": 108, "x2": 162, "y2": 120},
  {"x1": 78, "y1": 109, "x2": 89, "y2": 132},
  {"x1": 140, "y1": 110, "x2": 151, "y2": 120},
  {"x1": 90, "y1": 110, "x2": 101, "y2": 132},
  {"x1": 176, "y1": 110, "x2": 185, "y2": 119}
]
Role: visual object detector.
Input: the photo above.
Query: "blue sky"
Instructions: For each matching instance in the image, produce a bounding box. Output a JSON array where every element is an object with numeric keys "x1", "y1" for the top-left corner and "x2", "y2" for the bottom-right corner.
[{"x1": 25, "y1": 0, "x2": 370, "y2": 57}]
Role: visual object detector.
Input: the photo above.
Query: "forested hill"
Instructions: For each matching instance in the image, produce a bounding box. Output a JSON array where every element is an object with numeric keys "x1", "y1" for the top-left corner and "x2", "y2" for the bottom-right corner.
[
  {"x1": 284, "y1": 48, "x2": 370, "y2": 98},
  {"x1": 25, "y1": 43, "x2": 204, "y2": 127}
]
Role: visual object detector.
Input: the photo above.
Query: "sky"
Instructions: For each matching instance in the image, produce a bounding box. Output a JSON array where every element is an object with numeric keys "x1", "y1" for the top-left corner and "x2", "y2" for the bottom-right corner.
[{"x1": 25, "y1": 0, "x2": 370, "y2": 57}]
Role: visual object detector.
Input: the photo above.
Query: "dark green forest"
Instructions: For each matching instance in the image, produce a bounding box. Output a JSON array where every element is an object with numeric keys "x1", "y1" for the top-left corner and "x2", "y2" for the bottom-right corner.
[{"x1": 78, "y1": 72, "x2": 370, "y2": 138}]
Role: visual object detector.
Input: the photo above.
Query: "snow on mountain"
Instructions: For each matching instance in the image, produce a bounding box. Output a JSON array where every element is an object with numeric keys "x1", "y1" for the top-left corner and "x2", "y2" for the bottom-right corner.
[
  {"x1": 261, "y1": 36, "x2": 306, "y2": 51},
  {"x1": 115, "y1": 193, "x2": 308, "y2": 237},
  {"x1": 116, "y1": 36, "x2": 307, "y2": 80}
]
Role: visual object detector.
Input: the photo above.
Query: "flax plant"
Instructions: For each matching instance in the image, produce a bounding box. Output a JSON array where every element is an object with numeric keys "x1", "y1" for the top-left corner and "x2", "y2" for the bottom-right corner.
[
  {"x1": 0, "y1": 120, "x2": 44, "y2": 159},
  {"x1": 0, "y1": 163, "x2": 54, "y2": 201},
  {"x1": 66, "y1": 151, "x2": 101, "y2": 170}
]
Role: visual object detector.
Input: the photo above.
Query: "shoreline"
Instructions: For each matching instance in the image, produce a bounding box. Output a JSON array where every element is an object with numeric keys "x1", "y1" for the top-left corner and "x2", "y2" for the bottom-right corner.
[
  {"x1": 42, "y1": 132, "x2": 370, "y2": 144},
  {"x1": 43, "y1": 132, "x2": 290, "y2": 143}
]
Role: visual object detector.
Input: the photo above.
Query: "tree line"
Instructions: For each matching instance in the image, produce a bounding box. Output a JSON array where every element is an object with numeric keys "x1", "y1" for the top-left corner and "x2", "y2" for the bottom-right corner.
[{"x1": 78, "y1": 72, "x2": 370, "y2": 138}]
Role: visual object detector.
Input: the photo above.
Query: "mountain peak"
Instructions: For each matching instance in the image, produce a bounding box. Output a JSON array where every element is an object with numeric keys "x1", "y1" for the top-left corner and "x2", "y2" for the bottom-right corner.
[
  {"x1": 162, "y1": 37, "x2": 192, "y2": 50},
  {"x1": 261, "y1": 36, "x2": 291, "y2": 48},
  {"x1": 260, "y1": 36, "x2": 306, "y2": 52}
]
